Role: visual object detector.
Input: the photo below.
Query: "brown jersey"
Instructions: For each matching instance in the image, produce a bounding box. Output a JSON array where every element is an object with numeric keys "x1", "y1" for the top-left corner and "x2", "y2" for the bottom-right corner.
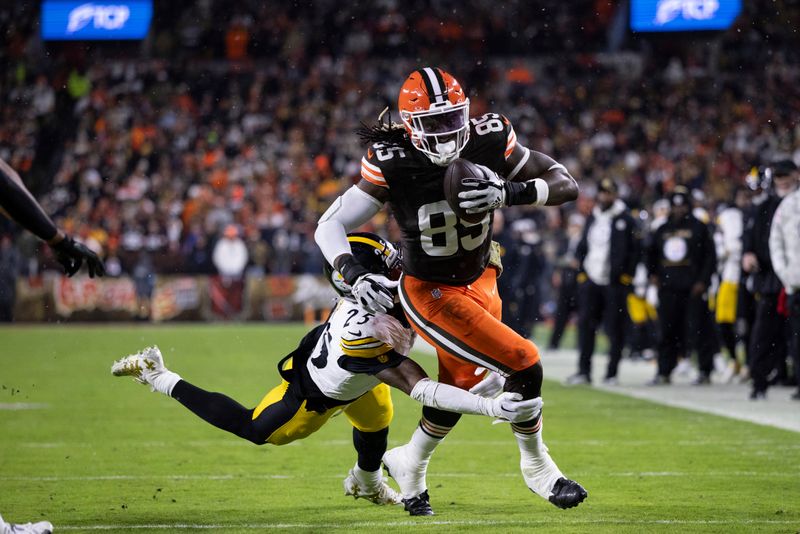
[{"x1": 360, "y1": 113, "x2": 516, "y2": 285}]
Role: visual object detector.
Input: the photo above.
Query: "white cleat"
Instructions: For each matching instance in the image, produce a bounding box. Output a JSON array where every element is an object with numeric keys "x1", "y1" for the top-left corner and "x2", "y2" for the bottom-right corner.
[
  {"x1": 343, "y1": 469, "x2": 402, "y2": 505},
  {"x1": 0, "y1": 514, "x2": 53, "y2": 534},
  {"x1": 520, "y1": 442, "x2": 564, "y2": 500},
  {"x1": 111, "y1": 346, "x2": 166, "y2": 385},
  {"x1": 111, "y1": 346, "x2": 173, "y2": 392},
  {"x1": 382, "y1": 445, "x2": 428, "y2": 500}
]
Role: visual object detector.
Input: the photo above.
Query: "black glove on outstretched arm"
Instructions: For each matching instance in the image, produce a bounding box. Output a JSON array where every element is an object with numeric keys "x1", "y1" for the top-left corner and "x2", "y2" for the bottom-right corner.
[{"x1": 51, "y1": 236, "x2": 106, "y2": 278}]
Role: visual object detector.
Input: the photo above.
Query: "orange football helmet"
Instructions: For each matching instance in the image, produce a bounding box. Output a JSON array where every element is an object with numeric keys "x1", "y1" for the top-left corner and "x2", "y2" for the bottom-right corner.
[{"x1": 398, "y1": 67, "x2": 470, "y2": 166}]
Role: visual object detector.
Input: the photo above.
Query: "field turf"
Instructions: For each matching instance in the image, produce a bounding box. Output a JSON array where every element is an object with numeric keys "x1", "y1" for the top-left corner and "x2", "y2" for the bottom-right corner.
[{"x1": 1, "y1": 325, "x2": 798, "y2": 533}]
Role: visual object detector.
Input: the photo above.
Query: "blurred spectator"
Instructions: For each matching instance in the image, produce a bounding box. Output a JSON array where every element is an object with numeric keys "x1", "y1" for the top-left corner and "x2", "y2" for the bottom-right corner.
[
  {"x1": 769, "y1": 181, "x2": 800, "y2": 401},
  {"x1": 626, "y1": 263, "x2": 658, "y2": 361},
  {"x1": 497, "y1": 216, "x2": 546, "y2": 338},
  {"x1": 213, "y1": 224, "x2": 248, "y2": 282},
  {"x1": 132, "y1": 252, "x2": 156, "y2": 321},
  {"x1": 646, "y1": 187, "x2": 717, "y2": 386},
  {"x1": 567, "y1": 179, "x2": 638, "y2": 385},
  {"x1": 713, "y1": 186, "x2": 751, "y2": 380},
  {"x1": 745, "y1": 160, "x2": 798, "y2": 399},
  {"x1": 547, "y1": 213, "x2": 583, "y2": 350}
]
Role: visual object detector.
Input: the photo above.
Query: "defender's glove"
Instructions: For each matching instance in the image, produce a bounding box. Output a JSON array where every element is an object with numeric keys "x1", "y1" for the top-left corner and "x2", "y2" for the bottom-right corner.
[
  {"x1": 51, "y1": 236, "x2": 105, "y2": 278},
  {"x1": 352, "y1": 273, "x2": 398, "y2": 314},
  {"x1": 337, "y1": 255, "x2": 398, "y2": 314},
  {"x1": 469, "y1": 367, "x2": 506, "y2": 398},
  {"x1": 457, "y1": 165, "x2": 506, "y2": 214},
  {"x1": 487, "y1": 393, "x2": 543, "y2": 423}
]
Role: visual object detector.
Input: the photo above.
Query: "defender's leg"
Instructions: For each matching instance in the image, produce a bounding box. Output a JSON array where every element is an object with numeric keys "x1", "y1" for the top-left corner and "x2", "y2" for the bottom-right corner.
[{"x1": 342, "y1": 384, "x2": 401, "y2": 506}]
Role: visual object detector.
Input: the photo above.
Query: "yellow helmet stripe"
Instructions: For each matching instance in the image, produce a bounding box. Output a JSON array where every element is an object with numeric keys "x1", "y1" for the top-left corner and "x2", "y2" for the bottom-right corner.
[{"x1": 348, "y1": 236, "x2": 390, "y2": 257}]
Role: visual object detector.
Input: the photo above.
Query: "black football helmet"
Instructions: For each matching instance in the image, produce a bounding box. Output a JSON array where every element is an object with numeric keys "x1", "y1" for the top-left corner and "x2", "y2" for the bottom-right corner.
[{"x1": 323, "y1": 232, "x2": 402, "y2": 298}]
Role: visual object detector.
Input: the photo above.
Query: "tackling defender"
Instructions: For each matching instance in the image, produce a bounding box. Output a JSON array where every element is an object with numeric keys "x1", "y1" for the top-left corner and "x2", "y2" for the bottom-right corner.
[
  {"x1": 315, "y1": 67, "x2": 587, "y2": 515},
  {"x1": 112, "y1": 233, "x2": 540, "y2": 506}
]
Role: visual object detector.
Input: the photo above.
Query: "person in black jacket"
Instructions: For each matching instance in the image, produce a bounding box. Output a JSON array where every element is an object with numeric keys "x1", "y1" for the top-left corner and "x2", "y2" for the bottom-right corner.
[
  {"x1": 566, "y1": 179, "x2": 638, "y2": 385},
  {"x1": 647, "y1": 186, "x2": 717, "y2": 385},
  {"x1": 742, "y1": 159, "x2": 798, "y2": 399}
]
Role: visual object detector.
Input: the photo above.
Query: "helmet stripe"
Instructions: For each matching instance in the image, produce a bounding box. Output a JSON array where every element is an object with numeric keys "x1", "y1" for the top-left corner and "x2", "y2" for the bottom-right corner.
[
  {"x1": 416, "y1": 68, "x2": 437, "y2": 105},
  {"x1": 432, "y1": 68, "x2": 449, "y2": 101},
  {"x1": 348, "y1": 235, "x2": 391, "y2": 257},
  {"x1": 422, "y1": 67, "x2": 446, "y2": 104}
]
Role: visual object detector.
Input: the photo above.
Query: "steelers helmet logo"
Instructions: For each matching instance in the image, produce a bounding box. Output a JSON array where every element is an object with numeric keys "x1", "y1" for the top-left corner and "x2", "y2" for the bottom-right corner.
[
  {"x1": 330, "y1": 270, "x2": 351, "y2": 295},
  {"x1": 663, "y1": 237, "x2": 688, "y2": 262}
]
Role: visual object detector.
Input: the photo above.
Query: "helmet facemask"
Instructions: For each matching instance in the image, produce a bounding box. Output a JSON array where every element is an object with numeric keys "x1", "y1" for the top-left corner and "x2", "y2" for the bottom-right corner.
[{"x1": 401, "y1": 99, "x2": 470, "y2": 166}]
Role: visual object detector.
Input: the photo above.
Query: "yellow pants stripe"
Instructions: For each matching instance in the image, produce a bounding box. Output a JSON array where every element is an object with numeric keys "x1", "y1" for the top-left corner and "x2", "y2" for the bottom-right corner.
[
  {"x1": 251, "y1": 381, "x2": 393, "y2": 445},
  {"x1": 716, "y1": 281, "x2": 738, "y2": 324}
]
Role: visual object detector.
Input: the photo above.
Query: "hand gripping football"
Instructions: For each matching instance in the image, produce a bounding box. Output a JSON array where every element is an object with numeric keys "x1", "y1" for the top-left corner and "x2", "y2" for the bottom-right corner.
[{"x1": 443, "y1": 158, "x2": 491, "y2": 224}]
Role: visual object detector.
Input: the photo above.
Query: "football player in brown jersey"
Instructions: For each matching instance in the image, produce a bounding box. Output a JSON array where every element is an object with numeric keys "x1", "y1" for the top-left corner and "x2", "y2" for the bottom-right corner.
[{"x1": 315, "y1": 67, "x2": 586, "y2": 515}]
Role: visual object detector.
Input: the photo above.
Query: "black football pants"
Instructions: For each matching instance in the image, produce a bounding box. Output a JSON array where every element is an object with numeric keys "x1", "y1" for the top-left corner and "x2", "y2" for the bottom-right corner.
[
  {"x1": 749, "y1": 293, "x2": 789, "y2": 393},
  {"x1": 577, "y1": 280, "x2": 627, "y2": 379},
  {"x1": 549, "y1": 271, "x2": 578, "y2": 349},
  {"x1": 657, "y1": 289, "x2": 716, "y2": 378}
]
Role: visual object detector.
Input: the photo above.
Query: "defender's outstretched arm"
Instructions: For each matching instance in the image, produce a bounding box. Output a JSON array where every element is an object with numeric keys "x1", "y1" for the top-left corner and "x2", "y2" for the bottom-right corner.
[{"x1": 376, "y1": 358, "x2": 541, "y2": 423}]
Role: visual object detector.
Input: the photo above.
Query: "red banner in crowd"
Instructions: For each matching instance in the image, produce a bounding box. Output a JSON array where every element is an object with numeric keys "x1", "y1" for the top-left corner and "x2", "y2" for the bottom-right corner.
[
  {"x1": 14, "y1": 275, "x2": 336, "y2": 322},
  {"x1": 53, "y1": 276, "x2": 138, "y2": 316},
  {"x1": 151, "y1": 277, "x2": 204, "y2": 322}
]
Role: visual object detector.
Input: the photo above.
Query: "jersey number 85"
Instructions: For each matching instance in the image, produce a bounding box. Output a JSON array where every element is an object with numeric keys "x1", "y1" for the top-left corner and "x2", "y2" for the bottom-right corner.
[{"x1": 418, "y1": 200, "x2": 489, "y2": 256}]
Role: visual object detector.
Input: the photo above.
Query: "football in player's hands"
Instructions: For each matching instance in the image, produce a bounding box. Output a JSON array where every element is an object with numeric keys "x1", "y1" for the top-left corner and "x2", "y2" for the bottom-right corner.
[{"x1": 443, "y1": 158, "x2": 494, "y2": 224}]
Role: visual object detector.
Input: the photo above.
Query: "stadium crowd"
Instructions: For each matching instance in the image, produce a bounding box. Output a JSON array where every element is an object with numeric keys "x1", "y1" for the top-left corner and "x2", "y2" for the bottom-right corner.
[{"x1": 0, "y1": 1, "x2": 798, "y2": 396}]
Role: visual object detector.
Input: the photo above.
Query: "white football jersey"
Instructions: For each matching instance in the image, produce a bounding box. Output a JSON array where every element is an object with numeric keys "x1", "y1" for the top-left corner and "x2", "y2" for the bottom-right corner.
[{"x1": 306, "y1": 299, "x2": 416, "y2": 401}]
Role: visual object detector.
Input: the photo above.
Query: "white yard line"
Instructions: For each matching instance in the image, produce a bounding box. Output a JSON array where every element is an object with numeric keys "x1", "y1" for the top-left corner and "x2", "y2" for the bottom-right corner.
[
  {"x1": 16, "y1": 437, "x2": 796, "y2": 448},
  {"x1": 0, "y1": 403, "x2": 49, "y2": 410},
  {"x1": 414, "y1": 341, "x2": 800, "y2": 433},
  {"x1": 3, "y1": 470, "x2": 798, "y2": 482}
]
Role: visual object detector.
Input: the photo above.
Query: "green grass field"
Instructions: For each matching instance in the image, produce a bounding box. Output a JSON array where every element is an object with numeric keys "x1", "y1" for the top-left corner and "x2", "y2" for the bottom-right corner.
[{"x1": 1, "y1": 325, "x2": 798, "y2": 533}]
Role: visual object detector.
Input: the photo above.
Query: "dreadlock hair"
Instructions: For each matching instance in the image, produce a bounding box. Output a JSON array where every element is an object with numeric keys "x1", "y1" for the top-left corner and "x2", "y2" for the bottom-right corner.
[{"x1": 356, "y1": 107, "x2": 410, "y2": 146}]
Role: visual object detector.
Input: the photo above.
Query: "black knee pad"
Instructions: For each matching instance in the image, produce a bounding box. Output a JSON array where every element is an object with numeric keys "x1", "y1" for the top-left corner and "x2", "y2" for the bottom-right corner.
[
  {"x1": 504, "y1": 362, "x2": 543, "y2": 400},
  {"x1": 422, "y1": 405, "x2": 462, "y2": 428},
  {"x1": 353, "y1": 427, "x2": 388, "y2": 472}
]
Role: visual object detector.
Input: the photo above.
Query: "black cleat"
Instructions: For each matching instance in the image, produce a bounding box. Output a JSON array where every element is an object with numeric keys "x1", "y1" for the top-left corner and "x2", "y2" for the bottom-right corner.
[
  {"x1": 548, "y1": 477, "x2": 588, "y2": 509},
  {"x1": 402, "y1": 490, "x2": 434, "y2": 516}
]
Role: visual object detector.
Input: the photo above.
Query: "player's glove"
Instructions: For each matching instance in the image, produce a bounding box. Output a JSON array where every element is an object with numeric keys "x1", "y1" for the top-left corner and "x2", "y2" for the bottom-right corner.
[
  {"x1": 352, "y1": 273, "x2": 399, "y2": 314},
  {"x1": 51, "y1": 235, "x2": 106, "y2": 278},
  {"x1": 487, "y1": 392, "x2": 543, "y2": 424},
  {"x1": 457, "y1": 164, "x2": 506, "y2": 214},
  {"x1": 469, "y1": 367, "x2": 506, "y2": 398},
  {"x1": 337, "y1": 255, "x2": 398, "y2": 314}
]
